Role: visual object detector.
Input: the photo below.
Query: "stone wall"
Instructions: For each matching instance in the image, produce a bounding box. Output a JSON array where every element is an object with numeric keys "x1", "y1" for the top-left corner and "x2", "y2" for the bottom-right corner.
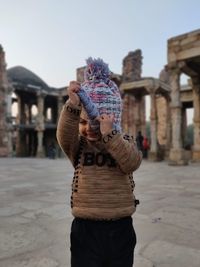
[
  {"x1": 168, "y1": 29, "x2": 200, "y2": 63},
  {"x1": 0, "y1": 45, "x2": 12, "y2": 156}
]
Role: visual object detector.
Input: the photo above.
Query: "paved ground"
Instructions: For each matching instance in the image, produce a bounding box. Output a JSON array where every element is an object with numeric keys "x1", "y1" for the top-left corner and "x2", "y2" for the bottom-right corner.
[{"x1": 0, "y1": 158, "x2": 200, "y2": 267}]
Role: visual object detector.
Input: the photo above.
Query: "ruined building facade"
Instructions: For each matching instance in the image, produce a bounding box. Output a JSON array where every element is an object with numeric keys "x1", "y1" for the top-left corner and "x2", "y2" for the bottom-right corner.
[
  {"x1": 0, "y1": 45, "x2": 12, "y2": 157},
  {"x1": 167, "y1": 29, "x2": 200, "y2": 164},
  {"x1": 0, "y1": 45, "x2": 67, "y2": 157},
  {"x1": 1, "y1": 28, "x2": 200, "y2": 164}
]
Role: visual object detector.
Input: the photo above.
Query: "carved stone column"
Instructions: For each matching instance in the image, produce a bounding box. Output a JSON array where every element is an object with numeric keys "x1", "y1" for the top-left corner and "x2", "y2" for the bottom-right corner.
[
  {"x1": 139, "y1": 96, "x2": 146, "y2": 136},
  {"x1": 57, "y1": 94, "x2": 63, "y2": 120},
  {"x1": 122, "y1": 94, "x2": 136, "y2": 136},
  {"x1": 0, "y1": 45, "x2": 13, "y2": 157},
  {"x1": 0, "y1": 83, "x2": 8, "y2": 156},
  {"x1": 134, "y1": 96, "x2": 141, "y2": 136},
  {"x1": 16, "y1": 94, "x2": 26, "y2": 156},
  {"x1": 169, "y1": 68, "x2": 187, "y2": 165},
  {"x1": 128, "y1": 95, "x2": 136, "y2": 136},
  {"x1": 165, "y1": 98, "x2": 171, "y2": 159},
  {"x1": 36, "y1": 92, "x2": 45, "y2": 157},
  {"x1": 192, "y1": 77, "x2": 200, "y2": 162},
  {"x1": 149, "y1": 93, "x2": 158, "y2": 161},
  {"x1": 121, "y1": 94, "x2": 129, "y2": 134},
  {"x1": 6, "y1": 86, "x2": 13, "y2": 156}
]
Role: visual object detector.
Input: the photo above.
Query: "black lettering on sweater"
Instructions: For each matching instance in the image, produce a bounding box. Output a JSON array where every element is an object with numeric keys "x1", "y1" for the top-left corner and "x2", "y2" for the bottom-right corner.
[
  {"x1": 83, "y1": 153, "x2": 94, "y2": 166},
  {"x1": 96, "y1": 153, "x2": 106, "y2": 167},
  {"x1": 83, "y1": 152, "x2": 116, "y2": 167}
]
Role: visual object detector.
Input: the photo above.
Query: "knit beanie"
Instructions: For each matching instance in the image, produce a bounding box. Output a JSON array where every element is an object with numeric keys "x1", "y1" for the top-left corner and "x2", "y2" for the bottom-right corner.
[{"x1": 77, "y1": 57, "x2": 122, "y2": 132}]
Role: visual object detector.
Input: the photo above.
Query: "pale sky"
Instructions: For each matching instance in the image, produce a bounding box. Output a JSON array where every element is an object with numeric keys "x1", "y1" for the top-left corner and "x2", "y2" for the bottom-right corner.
[
  {"x1": 1, "y1": 0, "x2": 200, "y2": 88},
  {"x1": 1, "y1": 0, "x2": 200, "y2": 123}
]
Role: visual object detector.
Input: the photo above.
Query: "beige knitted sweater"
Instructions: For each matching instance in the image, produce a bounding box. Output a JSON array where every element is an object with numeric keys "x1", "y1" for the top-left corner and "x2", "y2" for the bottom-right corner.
[{"x1": 56, "y1": 100, "x2": 142, "y2": 220}]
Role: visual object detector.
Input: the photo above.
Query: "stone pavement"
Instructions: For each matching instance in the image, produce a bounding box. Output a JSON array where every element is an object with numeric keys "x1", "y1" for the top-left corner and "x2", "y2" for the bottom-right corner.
[{"x1": 0, "y1": 158, "x2": 200, "y2": 267}]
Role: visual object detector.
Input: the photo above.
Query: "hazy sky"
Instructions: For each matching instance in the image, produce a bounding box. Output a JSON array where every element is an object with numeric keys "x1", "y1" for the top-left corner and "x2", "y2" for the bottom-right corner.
[{"x1": 1, "y1": 0, "x2": 200, "y2": 89}]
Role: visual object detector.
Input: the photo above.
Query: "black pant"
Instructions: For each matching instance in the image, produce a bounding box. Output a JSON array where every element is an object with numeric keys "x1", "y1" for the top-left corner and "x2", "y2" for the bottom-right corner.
[{"x1": 70, "y1": 216, "x2": 136, "y2": 267}]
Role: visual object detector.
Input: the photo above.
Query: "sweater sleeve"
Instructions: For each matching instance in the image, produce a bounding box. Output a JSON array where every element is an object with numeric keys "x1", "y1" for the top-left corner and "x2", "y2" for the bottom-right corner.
[
  {"x1": 56, "y1": 100, "x2": 82, "y2": 166},
  {"x1": 102, "y1": 130, "x2": 142, "y2": 174}
]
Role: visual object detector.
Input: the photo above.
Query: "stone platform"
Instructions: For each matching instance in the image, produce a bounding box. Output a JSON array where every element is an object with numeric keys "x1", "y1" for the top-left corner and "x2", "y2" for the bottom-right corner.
[{"x1": 0, "y1": 158, "x2": 200, "y2": 267}]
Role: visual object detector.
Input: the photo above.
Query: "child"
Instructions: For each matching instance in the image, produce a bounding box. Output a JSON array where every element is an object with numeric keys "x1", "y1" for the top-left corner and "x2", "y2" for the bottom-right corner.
[{"x1": 56, "y1": 58, "x2": 142, "y2": 267}]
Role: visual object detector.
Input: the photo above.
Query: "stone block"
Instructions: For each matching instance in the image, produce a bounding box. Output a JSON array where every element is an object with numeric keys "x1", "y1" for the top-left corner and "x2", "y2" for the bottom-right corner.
[
  {"x1": 192, "y1": 149, "x2": 200, "y2": 162},
  {"x1": 177, "y1": 47, "x2": 200, "y2": 61},
  {"x1": 0, "y1": 146, "x2": 8, "y2": 157},
  {"x1": 168, "y1": 148, "x2": 188, "y2": 165},
  {"x1": 180, "y1": 35, "x2": 198, "y2": 46}
]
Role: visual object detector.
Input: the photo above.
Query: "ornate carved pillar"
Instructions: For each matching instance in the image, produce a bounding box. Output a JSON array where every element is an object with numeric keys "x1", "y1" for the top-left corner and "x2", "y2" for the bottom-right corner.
[
  {"x1": 128, "y1": 95, "x2": 135, "y2": 136},
  {"x1": 57, "y1": 94, "x2": 63, "y2": 120},
  {"x1": 168, "y1": 68, "x2": 187, "y2": 165},
  {"x1": 121, "y1": 94, "x2": 129, "y2": 134},
  {"x1": 6, "y1": 86, "x2": 13, "y2": 156},
  {"x1": 182, "y1": 108, "x2": 187, "y2": 146},
  {"x1": 165, "y1": 98, "x2": 171, "y2": 159},
  {"x1": 192, "y1": 77, "x2": 200, "y2": 162},
  {"x1": 122, "y1": 94, "x2": 136, "y2": 136},
  {"x1": 36, "y1": 92, "x2": 45, "y2": 157},
  {"x1": 16, "y1": 94, "x2": 26, "y2": 156},
  {"x1": 134, "y1": 96, "x2": 141, "y2": 136},
  {"x1": 0, "y1": 45, "x2": 13, "y2": 157},
  {"x1": 149, "y1": 93, "x2": 158, "y2": 161},
  {"x1": 141, "y1": 96, "x2": 146, "y2": 136}
]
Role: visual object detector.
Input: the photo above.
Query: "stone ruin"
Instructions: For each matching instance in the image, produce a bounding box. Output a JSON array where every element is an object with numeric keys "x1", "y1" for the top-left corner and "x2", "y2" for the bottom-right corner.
[
  {"x1": 122, "y1": 49, "x2": 142, "y2": 82},
  {"x1": 1, "y1": 28, "x2": 200, "y2": 165}
]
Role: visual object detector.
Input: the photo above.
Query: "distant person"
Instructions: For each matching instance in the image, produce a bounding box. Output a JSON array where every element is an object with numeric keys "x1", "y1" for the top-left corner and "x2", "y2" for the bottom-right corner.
[
  {"x1": 143, "y1": 136, "x2": 150, "y2": 158},
  {"x1": 48, "y1": 142, "x2": 56, "y2": 159},
  {"x1": 57, "y1": 57, "x2": 142, "y2": 267},
  {"x1": 136, "y1": 131, "x2": 144, "y2": 153}
]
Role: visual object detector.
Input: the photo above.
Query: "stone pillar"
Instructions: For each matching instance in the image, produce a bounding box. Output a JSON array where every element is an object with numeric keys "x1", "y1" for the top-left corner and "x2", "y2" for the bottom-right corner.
[
  {"x1": 57, "y1": 94, "x2": 63, "y2": 119},
  {"x1": 140, "y1": 96, "x2": 146, "y2": 136},
  {"x1": 192, "y1": 77, "x2": 200, "y2": 162},
  {"x1": 122, "y1": 94, "x2": 136, "y2": 136},
  {"x1": 6, "y1": 87, "x2": 13, "y2": 156},
  {"x1": 0, "y1": 84, "x2": 8, "y2": 156},
  {"x1": 36, "y1": 92, "x2": 45, "y2": 157},
  {"x1": 0, "y1": 45, "x2": 12, "y2": 157},
  {"x1": 127, "y1": 95, "x2": 135, "y2": 136},
  {"x1": 149, "y1": 93, "x2": 158, "y2": 161},
  {"x1": 169, "y1": 68, "x2": 187, "y2": 165},
  {"x1": 165, "y1": 98, "x2": 171, "y2": 159},
  {"x1": 182, "y1": 108, "x2": 187, "y2": 146},
  {"x1": 134, "y1": 96, "x2": 141, "y2": 136},
  {"x1": 15, "y1": 94, "x2": 26, "y2": 156},
  {"x1": 121, "y1": 94, "x2": 129, "y2": 134}
]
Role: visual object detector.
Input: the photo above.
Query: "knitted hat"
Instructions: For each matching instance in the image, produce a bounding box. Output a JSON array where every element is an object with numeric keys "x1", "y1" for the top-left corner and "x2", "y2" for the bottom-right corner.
[{"x1": 78, "y1": 57, "x2": 122, "y2": 132}]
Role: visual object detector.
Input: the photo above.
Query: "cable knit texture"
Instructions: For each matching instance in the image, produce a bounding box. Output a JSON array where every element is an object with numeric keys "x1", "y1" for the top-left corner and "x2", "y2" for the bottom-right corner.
[{"x1": 57, "y1": 100, "x2": 142, "y2": 220}]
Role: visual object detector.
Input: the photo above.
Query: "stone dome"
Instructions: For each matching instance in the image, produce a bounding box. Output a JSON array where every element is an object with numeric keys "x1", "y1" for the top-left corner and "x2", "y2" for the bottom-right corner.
[{"x1": 7, "y1": 66, "x2": 49, "y2": 90}]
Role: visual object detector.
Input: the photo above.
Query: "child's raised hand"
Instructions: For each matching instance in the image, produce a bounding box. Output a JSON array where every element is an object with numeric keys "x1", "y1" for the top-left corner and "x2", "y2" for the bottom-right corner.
[
  {"x1": 97, "y1": 114, "x2": 114, "y2": 135},
  {"x1": 68, "y1": 81, "x2": 80, "y2": 106}
]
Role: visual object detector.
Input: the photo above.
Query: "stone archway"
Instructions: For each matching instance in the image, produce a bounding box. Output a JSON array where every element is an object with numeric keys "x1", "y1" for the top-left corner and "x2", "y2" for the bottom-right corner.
[
  {"x1": 120, "y1": 78, "x2": 170, "y2": 161},
  {"x1": 167, "y1": 29, "x2": 200, "y2": 164}
]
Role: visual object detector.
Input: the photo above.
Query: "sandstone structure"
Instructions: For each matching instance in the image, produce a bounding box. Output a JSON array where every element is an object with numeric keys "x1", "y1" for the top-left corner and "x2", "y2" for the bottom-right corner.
[
  {"x1": 1, "y1": 28, "x2": 200, "y2": 164},
  {"x1": 0, "y1": 49, "x2": 66, "y2": 157},
  {"x1": 167, "y1": 29, "x2": 200, "y2": 164},
  {"x1": 0, "y1": 45, "x2": 13, "y2": 157},
  {"x1": 122, "y1": 50, "x2": 142, "y2": 82},
  {"x1": 120, "y1": 76, "x2": 170, "y2": 161}
]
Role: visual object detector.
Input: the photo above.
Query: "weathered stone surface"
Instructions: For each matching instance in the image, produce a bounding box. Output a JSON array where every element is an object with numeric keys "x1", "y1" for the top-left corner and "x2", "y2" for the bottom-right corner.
[
  {"x1": 0, "y1": 158, "x2": 200, "y2": 267},
  {"x1": 0, "y1": 46, "x2": 12, "y2": 157},
  {"x1": 141, "y1": 240, "x2": 200, "y2": 267},
  {"x1": 122, "y1": 50, "x2": 143, "y2": 82}
]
